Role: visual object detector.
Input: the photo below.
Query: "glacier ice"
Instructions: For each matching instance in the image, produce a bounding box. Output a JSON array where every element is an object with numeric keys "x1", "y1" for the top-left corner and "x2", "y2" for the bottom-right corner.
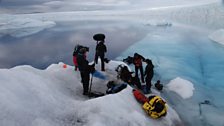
[
  {"x1": 0, "y1": 61, "x2": 182, "y2": 126},
  {"x1": 209, "y1": 29, "x2": 224, "y2": 45},
  {"x1": 0, "y1": 17, "x2": 56, "y2": 37},
  {"x1": 117, "y1": 24, "x2": 224, "y2": 126},
  {"x1": 167, "y1": 77, "x2": 195, "y2": 99},
  {"x1": 0, "y1": 0, "x2": 223, "y2": 42}
]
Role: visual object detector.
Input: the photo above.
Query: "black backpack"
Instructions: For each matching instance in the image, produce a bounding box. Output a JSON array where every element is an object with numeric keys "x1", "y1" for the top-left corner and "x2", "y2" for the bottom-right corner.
[{"x1": 73, "y1": 45, "x2": 83, "y2": 56}]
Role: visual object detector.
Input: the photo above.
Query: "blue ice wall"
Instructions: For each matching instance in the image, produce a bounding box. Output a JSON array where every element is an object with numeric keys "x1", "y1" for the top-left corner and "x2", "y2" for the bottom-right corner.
[{"x1": 117, "y1": 25, "x2": 224, "y2": 126}]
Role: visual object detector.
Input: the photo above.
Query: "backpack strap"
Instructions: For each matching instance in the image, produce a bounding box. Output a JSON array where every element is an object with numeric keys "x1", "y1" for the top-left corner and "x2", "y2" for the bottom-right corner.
[{"x1": 142, "y1": 96, "x2": 167, "y2": 119}]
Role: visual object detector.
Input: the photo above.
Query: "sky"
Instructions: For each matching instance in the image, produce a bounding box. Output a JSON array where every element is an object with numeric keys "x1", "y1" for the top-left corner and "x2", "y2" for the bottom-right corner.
[{"x1": 0, "y1": 0, "x2": 219, "y2": 14}]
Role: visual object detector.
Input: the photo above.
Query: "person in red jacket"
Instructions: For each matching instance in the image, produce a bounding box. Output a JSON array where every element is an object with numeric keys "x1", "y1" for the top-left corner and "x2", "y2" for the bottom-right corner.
[
  {"x1": 73, "y1": 44, "x2": 88, "y2": 71},
  {"x1": 133, "y1": 53, "x2": 145, "y2": 83}
]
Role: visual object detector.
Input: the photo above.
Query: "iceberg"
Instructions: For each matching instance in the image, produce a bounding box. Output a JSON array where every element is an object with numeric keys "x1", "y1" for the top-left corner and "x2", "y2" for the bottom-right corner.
[
  {"x1": 0, "y1": 61, "x2": 182, "y2": 126},
  {"x1": 167, "y1": 77, "x2": 195, "y2": 99},
  {"x1": 144, "y1": 20, "x2": 172, "y2": 27},
  {"x1": 0, "y1": 17, "x2": 56, "y2": 37},
  {"x1": 209, "y1": 29, "x2": 224, "y2": 45}
]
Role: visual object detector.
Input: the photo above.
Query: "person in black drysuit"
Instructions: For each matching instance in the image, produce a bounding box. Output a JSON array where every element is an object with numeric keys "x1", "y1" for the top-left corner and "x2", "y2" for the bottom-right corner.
[
  {"x1": 144, "y1": 59, "x2": 154, "y2": 91},
  {"x1": 95, "y1": 40, "x2": 107, "y2": 71},
  {"x1": 77, "y1": 48, "x2": 94, "y2": 95},
  {"x1": 133, "y1": 53, "x2": 145, "y2": 83}
]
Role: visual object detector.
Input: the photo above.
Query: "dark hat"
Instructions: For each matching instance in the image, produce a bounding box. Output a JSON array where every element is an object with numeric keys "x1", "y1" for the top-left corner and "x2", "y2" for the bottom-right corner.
[
  {"x1": 79, "y1": 47, "x2": 87, "y2": 54},
  {"x1": 93, "y1": 33, "x2": 105, "y2": 41},
  {"x1": 145, "y1": 59, "x2": 152, "y2": 64}
]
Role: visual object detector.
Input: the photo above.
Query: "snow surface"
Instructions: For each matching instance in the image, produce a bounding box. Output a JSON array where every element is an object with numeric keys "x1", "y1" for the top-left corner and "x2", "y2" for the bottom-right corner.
[
  {"x1": 209, "y1": 29, "x2": 224, "y2": 45},
  {"x1": 0, "y1": 61, "x2": 182, "y2": 126},
  {"x1": 167, "y1": 77, "x2": 195, "y2": 99}
]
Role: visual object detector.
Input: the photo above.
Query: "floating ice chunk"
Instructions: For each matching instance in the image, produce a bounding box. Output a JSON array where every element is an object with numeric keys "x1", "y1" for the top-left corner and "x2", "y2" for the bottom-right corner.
[
  {"x1": 43, "y1": 1, "x2": 64, "y2": 6},
  {"x1": 0, "y1": 17, "x2": 56, "y2": 37},
  {"x1": 144, "y1": 20, "x2": 172, "y2": 27},
  {"x1": 167, "y1": 77, "x2": 195, "y2": 99},
  {"x1": 208, "y1": 29, "x2": 224, "y2": 45}
]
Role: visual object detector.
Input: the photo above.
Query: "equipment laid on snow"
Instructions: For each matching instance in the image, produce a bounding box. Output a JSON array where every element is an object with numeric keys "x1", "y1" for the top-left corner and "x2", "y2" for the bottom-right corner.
[
  {"x1": 123, "y1": 56, "x2": 134, "y2": 65},
  {"x1": 104, "y1": 58, "x2": 110, "y2": 63},
  {"x1": 155, "y1": 80, "x2": 163, "y2": 91},
  {"x1": 106, "y1": 81, "x2": 127, "y2": 94},
  {"x1": 92, "y1": 70, "x2": 106, "y2": 80},
  {"x1": 115, "y1": 64, "x2": 133, "y2": 83},
  {"x1": 133, "y1": 89, "x2": 167, "y2": 119}
]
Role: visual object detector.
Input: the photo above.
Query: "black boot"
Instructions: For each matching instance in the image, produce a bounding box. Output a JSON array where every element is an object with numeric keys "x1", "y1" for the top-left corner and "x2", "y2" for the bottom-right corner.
[{"x1": 83, "y1": 92, "x2": 89, "y2": 96}]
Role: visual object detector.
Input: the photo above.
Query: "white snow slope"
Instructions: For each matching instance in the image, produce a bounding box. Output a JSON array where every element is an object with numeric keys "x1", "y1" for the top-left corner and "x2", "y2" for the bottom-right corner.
[{"x1": 0, "y1": 61, "x2": 182, "y2": 126}]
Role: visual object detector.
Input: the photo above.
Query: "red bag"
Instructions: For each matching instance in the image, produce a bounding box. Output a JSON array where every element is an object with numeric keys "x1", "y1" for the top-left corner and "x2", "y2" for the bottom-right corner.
[{"x1": 133, "y1": 89, "x2": 149, "y2": 104}]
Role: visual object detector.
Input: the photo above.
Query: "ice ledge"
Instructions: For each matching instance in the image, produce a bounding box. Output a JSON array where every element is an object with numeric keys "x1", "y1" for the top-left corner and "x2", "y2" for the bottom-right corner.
[
  {"x1": 167, "y1": 77, "x2": 195, "y2": 99},
  {"x1": 209, "y1": 29, "x2": 224, "y2": 46},
  {"x1": 0, "y1": 17, "x2": 56, "y2": 38}
]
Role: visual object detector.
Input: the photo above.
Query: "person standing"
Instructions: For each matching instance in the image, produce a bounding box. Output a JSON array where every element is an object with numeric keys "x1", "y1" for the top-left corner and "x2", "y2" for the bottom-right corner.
[
  {"x1": 95, "y1": 40, "x2": 107, "y2": 71},
  {"x1": 73, "y1": 44, "x2": 83, "y2": 71},
  {"x1": 77, "y1": 47, "x2": 93, "y2": 95},
  {"x1": 144, "y1": 59, "x2": 154, "y2": 91},
  {"x1": 133, "y1": 53, "x2": 145, "y2": 83}
]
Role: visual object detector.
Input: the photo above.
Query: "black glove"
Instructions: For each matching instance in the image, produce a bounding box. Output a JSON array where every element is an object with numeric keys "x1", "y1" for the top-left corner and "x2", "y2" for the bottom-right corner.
[{"x1": 89, "y1": 65, "x2": 95, "y2": 74}]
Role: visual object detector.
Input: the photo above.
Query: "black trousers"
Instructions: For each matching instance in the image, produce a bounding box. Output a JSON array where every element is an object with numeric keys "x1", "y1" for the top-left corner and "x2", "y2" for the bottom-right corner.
[
  {"x1": 145, "y1": 75, "x2": 153, "y2": 90},
  {"x1": 95, "y1": 53, "x2": 105, "y2": 71},
  {"x1": 80, "y1": 71, "x2": 90, "y2": 93},
  {"x1": 135, "y1": 65, "x2": 144, "y2": 83}
]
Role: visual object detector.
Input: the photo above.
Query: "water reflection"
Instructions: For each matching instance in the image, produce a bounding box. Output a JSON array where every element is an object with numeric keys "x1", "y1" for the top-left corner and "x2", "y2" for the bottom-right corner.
[{"x1": 0, "y1": 20, "x2": 148, "y2": 69}]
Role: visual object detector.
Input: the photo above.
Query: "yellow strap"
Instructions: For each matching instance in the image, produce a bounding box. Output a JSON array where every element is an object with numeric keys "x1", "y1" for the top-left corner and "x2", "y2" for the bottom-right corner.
[
  {"x1": 142, "y1": 96, "x2": 168, "y2": 119},
  {"x1": 144, "y1": 104, "x2": 167, "y2": 119},
  {"x1": 149, "y1": 96, "x2": 161, "y2": 110}
]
